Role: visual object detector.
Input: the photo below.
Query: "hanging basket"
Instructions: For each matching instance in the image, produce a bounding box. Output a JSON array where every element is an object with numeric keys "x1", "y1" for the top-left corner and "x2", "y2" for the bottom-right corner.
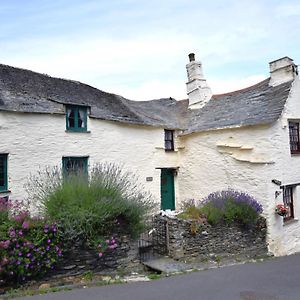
[{"x1": 275, "y1": 204, "x2": 288, "y2": 217}]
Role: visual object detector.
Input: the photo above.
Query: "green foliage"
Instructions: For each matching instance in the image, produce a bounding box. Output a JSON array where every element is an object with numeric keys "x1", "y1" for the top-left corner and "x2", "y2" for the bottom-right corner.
[
  {"x1": 27, "y1": 163, "x2": 156, "y2": 245},
  {"x1": 0, "y1": 201, "x2": 63, "y2": 285},
  {"x1": 199, "y1": 190, "x2": 263, "y2": 227}
]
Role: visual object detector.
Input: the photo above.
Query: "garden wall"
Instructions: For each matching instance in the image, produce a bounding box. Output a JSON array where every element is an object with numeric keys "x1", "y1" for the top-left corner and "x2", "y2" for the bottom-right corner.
[
  {"x1": 153, "y1": 215, "x2": 268, "y2": 260},
  {"x1": 46, "y1": 235, "x2": 139, "y2": 278}
]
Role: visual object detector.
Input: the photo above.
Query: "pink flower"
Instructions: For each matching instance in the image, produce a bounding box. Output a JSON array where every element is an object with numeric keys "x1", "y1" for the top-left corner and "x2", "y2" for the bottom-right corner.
[
  {"x1": 105, "y1": 240, "x2": 109, "y2": 244},
  {"x1": 0, "y1": 240, "x2": 10, "y2": 249},
  {"x1": 98, "y1": 252, "x2": 103, "y2": 257},
  {"x1": 22, "y1": 221, "x2": 29, "y2": 229}
]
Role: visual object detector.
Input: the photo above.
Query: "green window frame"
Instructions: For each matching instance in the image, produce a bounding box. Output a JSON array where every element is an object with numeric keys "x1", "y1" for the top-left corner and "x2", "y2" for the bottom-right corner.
[
  {"x1": 0, "y1": 154, "x2": 8, "y2": 192},
  {"x1": 66, "y1": 105, "x2": 88, "y2": 132},
  {"x1": 62, "y1": 156, "x2": 88, "y2": 178}
]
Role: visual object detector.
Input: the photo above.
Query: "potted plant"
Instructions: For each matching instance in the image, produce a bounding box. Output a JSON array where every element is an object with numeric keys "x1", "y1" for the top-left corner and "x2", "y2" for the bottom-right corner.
[{"x1": 275, "y1": 204, "x2": 288, "y2": 217}]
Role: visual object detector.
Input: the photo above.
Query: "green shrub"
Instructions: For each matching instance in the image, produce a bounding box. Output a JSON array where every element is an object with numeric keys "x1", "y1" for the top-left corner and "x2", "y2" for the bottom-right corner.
[
  {"x1": 27, "y1": 163, "x2": 156, "y2": 244},
  {"x1": 199, "y1": 190, "x2": 263, "y2": 227}
]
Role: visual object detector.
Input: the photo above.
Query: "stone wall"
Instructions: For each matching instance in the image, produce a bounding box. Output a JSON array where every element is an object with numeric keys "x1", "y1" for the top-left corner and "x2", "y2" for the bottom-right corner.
[
  {"x1": 153, "y1": 215, "x2": 268, "y2": 260},
  {"x1": 46, "y1": 235, "x2": 139, "y2": 278}
]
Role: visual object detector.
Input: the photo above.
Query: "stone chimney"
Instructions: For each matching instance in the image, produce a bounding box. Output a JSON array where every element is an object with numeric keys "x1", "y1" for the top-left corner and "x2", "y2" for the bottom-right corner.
[
  {"x1": 269, "y1": 56, "x2": 298, "y2": 87},
  {"x1": 186, "y1": 53, "x2": 212, "y2": 109}
]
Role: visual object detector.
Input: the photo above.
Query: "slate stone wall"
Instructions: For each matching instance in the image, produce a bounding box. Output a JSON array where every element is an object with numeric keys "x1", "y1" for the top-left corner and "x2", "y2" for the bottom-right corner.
[
  {"x1": 46, "y1": 235, "x2": 138, "y2": 278},
  {"x1": 153, "y1": 215, "x2": 268, "y2": 260}
]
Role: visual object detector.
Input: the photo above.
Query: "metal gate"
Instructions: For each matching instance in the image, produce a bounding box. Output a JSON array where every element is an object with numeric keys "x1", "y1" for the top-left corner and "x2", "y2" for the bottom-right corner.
[{"x1": 138, "y1": 217, "x2": 169, "y2": 262}]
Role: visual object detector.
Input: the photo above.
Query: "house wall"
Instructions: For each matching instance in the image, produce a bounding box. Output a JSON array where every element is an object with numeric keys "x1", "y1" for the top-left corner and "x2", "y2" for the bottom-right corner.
[
  {"x1": 267, "y1": 77, "x2": 300, "y2": 256},
  {"x1": 176, "y1": 77, "x2": 300, "y2": 256},
  {"x1": 177, "y1": 124, "x2": 282, "y2": 255},
  {"x1": 0, "y1": 111, "x2": 181, "y2": 208}
]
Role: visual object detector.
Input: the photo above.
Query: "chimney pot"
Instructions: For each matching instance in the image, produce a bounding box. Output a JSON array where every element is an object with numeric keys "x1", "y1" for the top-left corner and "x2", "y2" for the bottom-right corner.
[{"x1": 188, "y1": 53, "x2": 195, "y2": 62}]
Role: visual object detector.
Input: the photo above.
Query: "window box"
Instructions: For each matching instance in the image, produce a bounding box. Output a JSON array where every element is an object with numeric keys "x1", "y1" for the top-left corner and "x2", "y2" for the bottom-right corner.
[{"x1": 66, "y1": 105, "x2": 88, "y2": 132}]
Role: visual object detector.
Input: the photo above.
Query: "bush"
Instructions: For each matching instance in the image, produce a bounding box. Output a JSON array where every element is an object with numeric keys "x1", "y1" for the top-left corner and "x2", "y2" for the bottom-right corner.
[
  {"x1": 27, "y1": 163, "x2": 156, "y2": 245},
  {"x1": 0, "y1": 199, "x2": 63, "y2": 285},
  {"x1": 199, "y1": 190, "x2": 263, "y2": 227}
]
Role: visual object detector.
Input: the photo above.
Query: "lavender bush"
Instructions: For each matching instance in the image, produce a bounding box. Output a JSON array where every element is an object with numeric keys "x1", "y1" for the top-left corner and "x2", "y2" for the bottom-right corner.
[{"x1": 199, "y1": 189, "x2": 263, "y2": 227}]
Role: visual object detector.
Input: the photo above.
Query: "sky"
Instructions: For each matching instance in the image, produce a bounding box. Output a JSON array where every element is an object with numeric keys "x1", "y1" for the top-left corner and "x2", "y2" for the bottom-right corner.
[{"x1": 1, "y1": 0, "x2": 300, "y2": 100}]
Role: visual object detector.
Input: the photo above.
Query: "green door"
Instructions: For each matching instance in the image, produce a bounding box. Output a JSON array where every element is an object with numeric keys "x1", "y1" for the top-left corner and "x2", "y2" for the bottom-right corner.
[{"x1": 161, "y1": 169, "x2": 175, "y2": 210}]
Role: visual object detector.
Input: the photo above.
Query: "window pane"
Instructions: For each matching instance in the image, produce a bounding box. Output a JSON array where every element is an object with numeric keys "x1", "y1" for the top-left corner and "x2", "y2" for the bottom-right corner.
[
  {"x1": 68, "y1": 108, "x2": 75, "y2": 128},
  {"x1": 165, "y1": 141, "x2": 174, "y2": 150},
  {"x1": 78, "y1": 109, "x2": 85, "y2": 128},
  {"x1": 289, "y1": 122, "x2": 299, "y2": 152},
  {"x1": 63, "y1": 157, "x2": 88, "y2": 178},
  {"x1": 0, "y1": 157, "x2": 4, "y2": 187},
  {"x1": 283, "y1": 186, "x2": 294, "y2": 220}
]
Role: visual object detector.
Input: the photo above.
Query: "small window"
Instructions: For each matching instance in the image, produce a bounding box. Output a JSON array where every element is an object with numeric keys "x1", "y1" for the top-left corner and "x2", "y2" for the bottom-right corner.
[
  {"x1": 0, "y1": 154, "x2": 8, "y2": 192},
  {"x1": 164, "y1": 129, "x2": 174, "y2": 151},
  {"x1": 283, "y1": 186, "x2": 295, "y2": 221},
  {"x1": 289, "y1": 121, "x2": 300, "y2": 154},
  {"x1": 62, "y1": 156, "x2": 88, "y2": 178},
  {"x1": 66, "y1": 105, "x2": 87, "y2": 132}
]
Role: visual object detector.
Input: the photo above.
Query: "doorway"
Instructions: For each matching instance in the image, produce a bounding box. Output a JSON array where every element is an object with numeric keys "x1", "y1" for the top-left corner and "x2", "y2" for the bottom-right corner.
[{"x1": 160, "y1": 168, "x2": 175, "y2": 210}]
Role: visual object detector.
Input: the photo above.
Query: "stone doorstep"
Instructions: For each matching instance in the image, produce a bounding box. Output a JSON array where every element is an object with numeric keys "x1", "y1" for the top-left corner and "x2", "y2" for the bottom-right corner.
[{"x1": 142, "y1": 257, "x2": 195, "y2": 273}]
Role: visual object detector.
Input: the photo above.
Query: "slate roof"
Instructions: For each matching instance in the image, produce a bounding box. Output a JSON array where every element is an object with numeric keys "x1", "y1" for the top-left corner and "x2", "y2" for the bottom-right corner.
[
  {"x1": 185, "y1": 78, "x2": 293, "y2": 134},
  {"x1": 0, "y1": 63, "x2": 294, "y2": 133},
  {"x1": 0, "y1": 63, "x2": 187, "y2": 129}
]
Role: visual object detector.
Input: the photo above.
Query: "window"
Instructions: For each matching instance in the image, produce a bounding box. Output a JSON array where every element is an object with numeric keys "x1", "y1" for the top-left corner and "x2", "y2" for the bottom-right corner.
[
  {"x1": 289, "y1": 121, "x2": 300, "y2": 154},
  {"x1": 66, "y1": 105, "x2": 87, "y2": 132},
  {"x1": 62, "y1": 156, "x2": 88, "y2": 178},
  {"x1": 0, "y1": 154, "x2": 8, "y2": 192},
  {"x1": 164, "y1": 129, "x2": 174, "y2": 151},
  {"x1": 283, "y1": 186, "x2": 294, "y2": 221}
]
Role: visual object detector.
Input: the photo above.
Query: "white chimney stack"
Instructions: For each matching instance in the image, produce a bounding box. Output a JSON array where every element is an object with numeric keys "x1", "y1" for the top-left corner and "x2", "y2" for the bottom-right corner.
[
  {"x1": 186, "y1": 53, "x2": 212, "y2": 109},
  {"x1": 269, "y1": 56, "x2": 298, "y2": 87}
]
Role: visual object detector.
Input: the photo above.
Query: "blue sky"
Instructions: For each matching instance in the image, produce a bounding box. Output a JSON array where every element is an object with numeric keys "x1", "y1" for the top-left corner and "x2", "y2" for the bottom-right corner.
[{"x1": 1, "y1": 0, "x2": 300, "y2": 100}]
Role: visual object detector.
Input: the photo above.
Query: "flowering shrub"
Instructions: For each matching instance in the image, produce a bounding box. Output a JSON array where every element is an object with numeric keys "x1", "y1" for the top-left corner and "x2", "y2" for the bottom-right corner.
[
  {"x1": 0, "y1": 199, "x2": 63, "y2": 285},
  {"x1": 97, "y1": 237, "x2": 118, "y2": 258},
  {"x1": 199, "y1": 190, "x2": 263, "y2": 227},
  {"x1": 275, "y1": 204, "x2": 288, "y2": 217}
]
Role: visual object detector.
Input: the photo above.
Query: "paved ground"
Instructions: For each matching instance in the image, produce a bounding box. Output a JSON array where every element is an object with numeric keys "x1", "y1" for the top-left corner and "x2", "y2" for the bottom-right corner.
[{"x1": 20, "y1": 254, "x2": 300, "y2": 300}]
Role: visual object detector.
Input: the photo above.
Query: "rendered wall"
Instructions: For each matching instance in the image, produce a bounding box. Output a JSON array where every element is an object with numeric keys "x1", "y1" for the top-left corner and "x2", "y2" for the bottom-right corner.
[
  {"x1": 177, "y1": 124, "x2": 281, "y2": 254},
  {"x1": 268, "y1": 77, "x2": 300, "y2": 255},
  {"x1": 0, "y1": 111, "x2": 180, "y2": 207}
]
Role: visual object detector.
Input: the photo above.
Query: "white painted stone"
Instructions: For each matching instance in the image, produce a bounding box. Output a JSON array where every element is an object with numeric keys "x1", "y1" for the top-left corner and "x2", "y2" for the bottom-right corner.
[
  {"x1": 269, "y1": 56, "x2": 297, "y2": 87},
  {"x1": 0, "y1": 111, "x2": 181, "y2": 208},
  {"x1": 186, "y1": 54, "x2": 212, "y2": 109}
]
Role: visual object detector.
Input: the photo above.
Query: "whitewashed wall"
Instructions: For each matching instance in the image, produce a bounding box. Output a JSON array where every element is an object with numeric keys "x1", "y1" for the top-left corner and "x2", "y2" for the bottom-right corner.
[
  {"x1": 0, "y1": 111, "x2": 180, "y2": 207},
  {"x1": 267, "y1": 76, "x2": 300, "y2": 255},
  {"x1": 176, "y1": 77, "x2": 300, "y2": 256},
  {"x1": 176, "y1": 122, "x2": 299, "y2": 256}
]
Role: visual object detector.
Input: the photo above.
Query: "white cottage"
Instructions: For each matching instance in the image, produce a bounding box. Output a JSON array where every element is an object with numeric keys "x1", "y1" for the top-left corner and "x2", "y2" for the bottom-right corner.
[{"x1": 0, "y1": 54, "x2": 300, "y2": 256}]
